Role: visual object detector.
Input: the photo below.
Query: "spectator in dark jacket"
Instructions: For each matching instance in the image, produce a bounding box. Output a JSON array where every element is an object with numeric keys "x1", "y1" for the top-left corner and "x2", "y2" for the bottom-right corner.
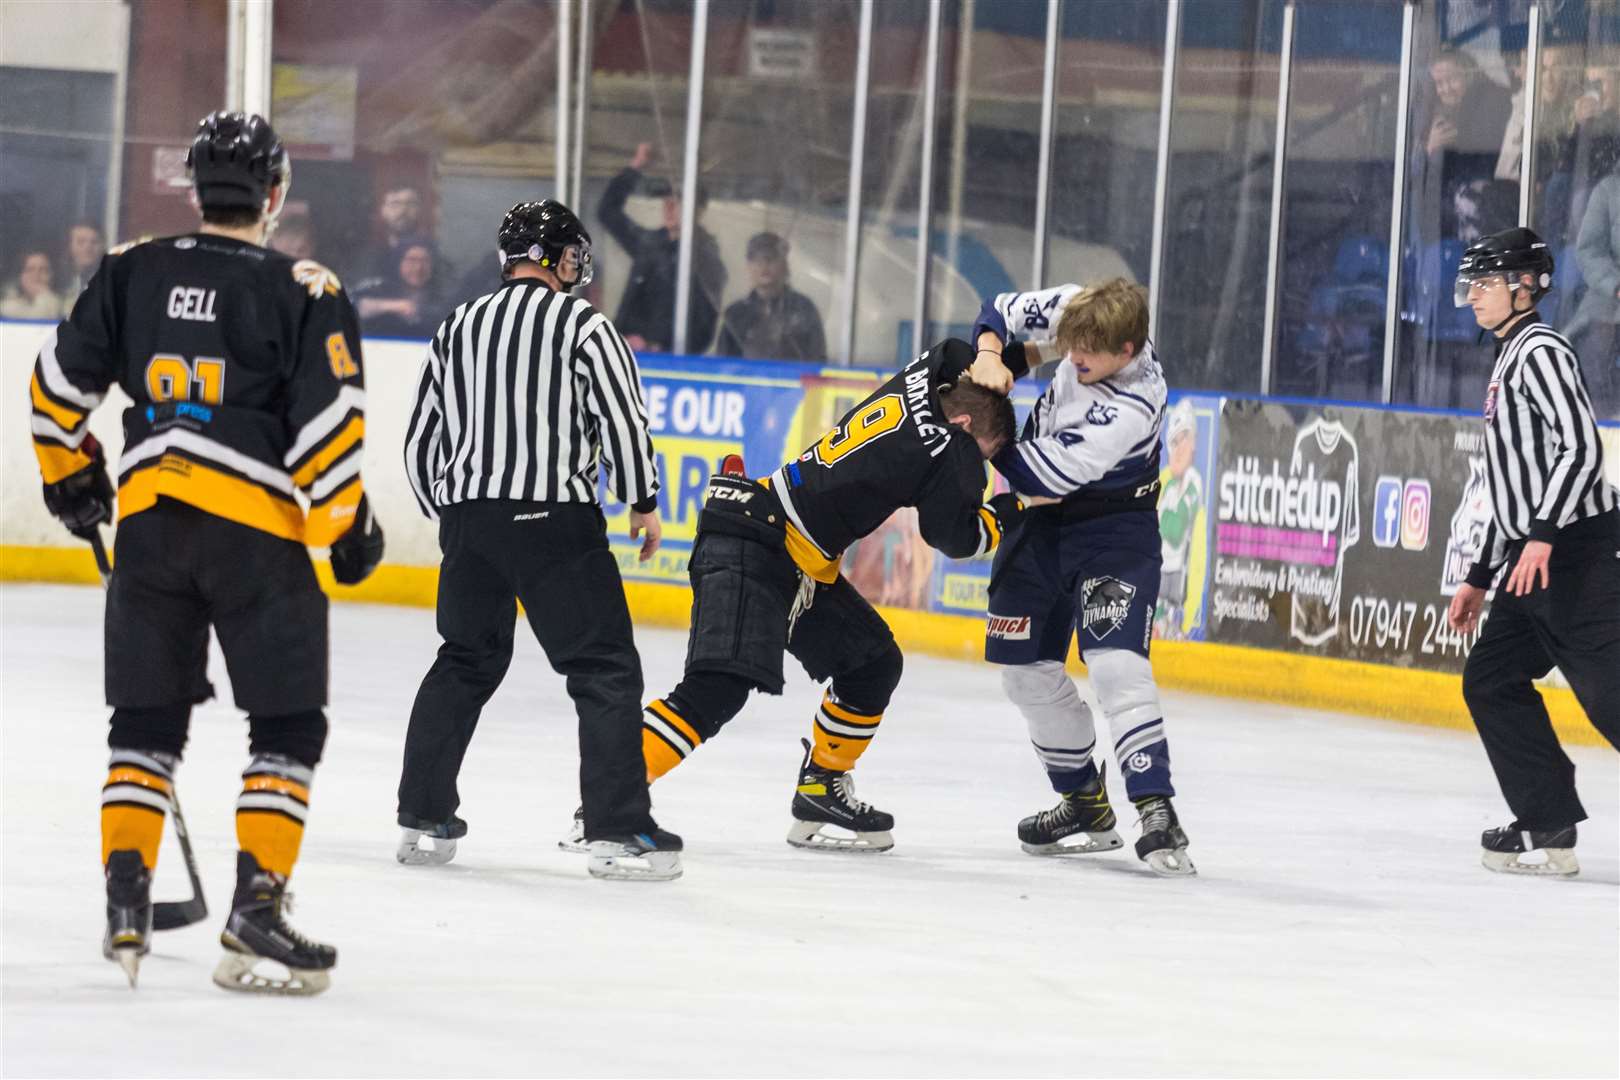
[
  {"x1": 597, "y1": 142, "x2": 726, "y2": 353},
  {"x1": 353, "y1": 237, "x2": 449, "y2": 339},
  {"x1": 716, "y1": 232, "x2": 827, "y2": 362}
]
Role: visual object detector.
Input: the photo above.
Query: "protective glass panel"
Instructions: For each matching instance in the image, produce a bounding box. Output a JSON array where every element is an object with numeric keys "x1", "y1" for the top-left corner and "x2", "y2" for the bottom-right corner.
[
  {"x1": 701, "y1": 0, "x2": 855, "y2": 363},
  {"x1": 1271, "y1": 0, "x2": 1404, "y2": 401},
  {"x1": 1393, "y1": 2, "x2": 1523, "y2": 410},
  {"x1": 1528, "y1": 3, "x2": 1620, "y2": 420},
  {"x1": 1154, "y1": 0, "x2": 1287, "y2": 394},
  {"x1": 271, "y1": 0, "x2": 565, "y2": 338},
  {"x1": 1, "y1": 0, "x2": 226, "y2": 321}
]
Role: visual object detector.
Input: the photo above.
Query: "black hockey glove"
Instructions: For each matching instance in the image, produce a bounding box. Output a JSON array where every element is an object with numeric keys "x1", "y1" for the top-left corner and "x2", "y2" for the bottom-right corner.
[
  {"x1": 987, "y1": 491, "x2": 1032, "y2": 534},
  {"x1": 330, "y1": 494, "x2": 385, "y2": 585},
  {"x1": 42, "y1": 434, "x2": 115, "y2": 540}
]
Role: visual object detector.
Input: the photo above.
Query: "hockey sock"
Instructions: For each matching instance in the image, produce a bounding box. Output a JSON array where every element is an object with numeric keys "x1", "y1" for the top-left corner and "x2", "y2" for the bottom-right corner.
[
  {"x1": 101, "y1": 749, "x2": 175, "y2": 869},
  {"x1": 810, "y1": 691, "x2": 882, "y2": 772},
  {"x1": 235, "y1": 753, "x2": 314, "y2": 879},
  {"x1": 1114, "y1": 730, "x2": 1174, "y2": 800},
  {"x1": 642, "y1": 698, "x2": 704, "y2": 782}
]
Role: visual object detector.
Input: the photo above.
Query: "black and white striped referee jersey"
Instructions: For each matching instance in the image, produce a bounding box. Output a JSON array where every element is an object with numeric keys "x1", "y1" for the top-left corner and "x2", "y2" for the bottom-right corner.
[
  {"x1": 404, "y1": 279, "x2": 660, "y2": 518},
  {"x1": 1466, "y1": 315, "x2": 1619, "y2": 587}
]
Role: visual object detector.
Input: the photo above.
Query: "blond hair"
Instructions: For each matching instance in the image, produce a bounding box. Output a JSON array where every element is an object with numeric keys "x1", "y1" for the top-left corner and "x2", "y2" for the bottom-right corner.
[{"x1": 1054, "y1": 277, "x2": 1149, "y2": 356}]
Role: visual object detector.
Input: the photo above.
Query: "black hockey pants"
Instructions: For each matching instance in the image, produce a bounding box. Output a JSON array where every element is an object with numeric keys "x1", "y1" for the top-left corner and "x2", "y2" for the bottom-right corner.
[
  {"x1": 1462, "y1": 510, "x2": 1620, "y2": 829},
  {"x1": 396, "y1": 501, "x2": 654, "y2": 839}
]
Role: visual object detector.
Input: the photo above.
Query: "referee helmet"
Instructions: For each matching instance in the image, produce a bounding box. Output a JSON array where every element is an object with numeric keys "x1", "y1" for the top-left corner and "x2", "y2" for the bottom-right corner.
[
  {"x1": 497, "y1": 200, "x2": 594, "y2": 290},
  {"x1": 1454, "y1": 226, "x2": 1555, "y2": 307}
]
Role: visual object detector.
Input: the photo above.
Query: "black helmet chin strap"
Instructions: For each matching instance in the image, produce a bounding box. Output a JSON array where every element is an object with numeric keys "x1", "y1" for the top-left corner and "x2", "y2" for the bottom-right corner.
[{"x1": 1481, "y1": 288, "x2": 1535, "y2": 340}]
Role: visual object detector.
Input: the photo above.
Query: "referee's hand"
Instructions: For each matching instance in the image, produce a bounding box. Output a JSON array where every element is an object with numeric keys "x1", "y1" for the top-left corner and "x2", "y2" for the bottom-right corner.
[
  {"x1": 1505, "y1": 540, "x2": 1553, "y2": 596},
  {"x1": 1447, "y1": 583, "x2": 1485, "y2": 634},
  {"x1": 629, "y1": 509, "x2": 662, "y2": 563}
]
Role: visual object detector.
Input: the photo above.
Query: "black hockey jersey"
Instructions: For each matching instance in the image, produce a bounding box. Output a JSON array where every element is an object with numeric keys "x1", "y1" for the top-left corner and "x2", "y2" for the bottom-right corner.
[
  {"x1": 768, "y1": 338, "x2": 1003, "y2": 583},
  {"x1": 29, "y1": 234, "x2": 367, "y2": 547}
]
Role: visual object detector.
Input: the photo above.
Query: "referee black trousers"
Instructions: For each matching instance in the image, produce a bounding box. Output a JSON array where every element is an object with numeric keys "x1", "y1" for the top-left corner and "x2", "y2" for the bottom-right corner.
[
  {"x1": 398, "y1": 501, "x2": 654, "y2": 839},
  {"x1": 1462, "y1": 511, "x2": 1620, "y2": 829}
]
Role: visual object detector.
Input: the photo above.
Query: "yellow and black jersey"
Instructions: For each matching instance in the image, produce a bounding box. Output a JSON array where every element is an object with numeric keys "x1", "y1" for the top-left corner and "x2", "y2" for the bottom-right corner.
[
  {"x1": 769, "y1": 338, "x2": 1002, "y2": 583},
  {"x1": 29, "y1": 233, "x2": 366, "y2": 547}
]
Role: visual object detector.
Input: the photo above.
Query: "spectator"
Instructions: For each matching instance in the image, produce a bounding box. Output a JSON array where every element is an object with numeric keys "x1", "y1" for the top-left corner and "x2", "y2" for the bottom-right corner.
[
  {"x1": 1419, "y1": 48, "x2": 1513, "y2": 239},
  {"x1": 597, "y1": 142, "x2": 727, "y2": 353},
  {"x1": 361, "y1": 184, "x2": 431, "y2": 281},
  {"x1": 269, "y1": 207, "x2": 317, "y2": 261},
  {"x1": 1566, "y1": 173, "x2": 1620, "y2": 419},
  {"x1": 353, "y1": 237, "x2": 448, "y2": 339},
  {"x1": 715, "y1": 232, "x2": 826, "y2": 361},
  {"x1": 0, "y1": 248, "x2": 63, "y2": 320},
  {"x1": 1538, "y1": 57, "x2": 1620, "y2": 250},
  {"x1": 58, "y1": 219, "x2": 105, "y2": 302}
]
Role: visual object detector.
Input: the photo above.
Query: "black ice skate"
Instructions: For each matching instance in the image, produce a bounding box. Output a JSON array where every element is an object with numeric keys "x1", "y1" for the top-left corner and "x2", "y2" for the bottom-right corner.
[
  {"x1": 213, "y1": 852, "x2": 336, "y2": 996},
  {"x1": 587, "y1": 826, "x2": 684, "y2": 882},
  {"x1": 1017, "y1": 764, "x2": 1124, "y2": 856},
  {"x1": 787, "y1": 739, "x2": 894, "y2": 853},
  {"x1": 396, "y1": 811, "x2": 467, "y2": 866},
  {"x1": 557, "y1": 805, "x2": 588, "y2": 854},
  {"x1": 1133, "y1": 795, "x2": 1196, "y2": 876},
  {"x1": 102, "y1": 850, "x2": 152, "y2": 988},
  {"x1": 1481, "y1": 823, "x2": 1579, "y2": 877}
]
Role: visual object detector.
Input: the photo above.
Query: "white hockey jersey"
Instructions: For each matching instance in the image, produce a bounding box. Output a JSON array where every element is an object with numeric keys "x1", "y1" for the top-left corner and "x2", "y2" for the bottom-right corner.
[{"x1": 974, "y1": 284, "x2": 1167, "y2": 499}]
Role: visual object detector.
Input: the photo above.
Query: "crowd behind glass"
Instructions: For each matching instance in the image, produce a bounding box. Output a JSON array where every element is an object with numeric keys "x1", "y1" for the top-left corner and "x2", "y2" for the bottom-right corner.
[{"x1": 2, "y1": 0, "x2": 1616, "y2": 419}]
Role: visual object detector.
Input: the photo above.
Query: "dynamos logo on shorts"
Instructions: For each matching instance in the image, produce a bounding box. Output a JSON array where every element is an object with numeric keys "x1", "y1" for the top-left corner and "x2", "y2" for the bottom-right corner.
[
  {"x1": 1081, "y1": 576, "x2": 1137, "y2": 640},
  {"x1": 986, "y1": 614, "x2": 1032, "y2": 640}
]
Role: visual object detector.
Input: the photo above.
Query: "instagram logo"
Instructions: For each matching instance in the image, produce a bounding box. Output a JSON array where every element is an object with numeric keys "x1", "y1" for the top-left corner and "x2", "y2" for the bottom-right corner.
[{"x1": 1400, "y1": 480, "x2": 1431, "y2": 551}]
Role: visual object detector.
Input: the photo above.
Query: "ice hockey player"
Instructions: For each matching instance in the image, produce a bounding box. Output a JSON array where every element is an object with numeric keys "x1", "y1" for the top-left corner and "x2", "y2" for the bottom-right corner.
[
  {"x1": 576, "y1": 339, "x2": 1026, "y2": 852},
  {"x1": 967, "y1": 277, "x2": 1194, "y2": 876},
  {"x1": 28, "y1": 111, "x2": 384, "y2": 992},
  {"x1": 1445, "y1": 226, "x2": 1619, "y2": 876}
]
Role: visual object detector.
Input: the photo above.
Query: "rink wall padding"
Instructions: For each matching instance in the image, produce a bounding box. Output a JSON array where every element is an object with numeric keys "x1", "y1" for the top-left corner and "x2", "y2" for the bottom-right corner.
[{"x1": 4, "y1": 319, "x2": 1612, "y2": 748}]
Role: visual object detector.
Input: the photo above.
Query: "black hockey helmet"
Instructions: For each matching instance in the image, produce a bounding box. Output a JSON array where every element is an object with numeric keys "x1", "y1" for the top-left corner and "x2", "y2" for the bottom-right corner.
[
  {"x1": 1454, "y1": 226, "x2": 1555, "y2": 307},
  {"x1": 497, "y1": 200, "x2": 593, "y2": 289},
  {"x1": 186, "y1": 111, "x2": 289, "y2": 214}
]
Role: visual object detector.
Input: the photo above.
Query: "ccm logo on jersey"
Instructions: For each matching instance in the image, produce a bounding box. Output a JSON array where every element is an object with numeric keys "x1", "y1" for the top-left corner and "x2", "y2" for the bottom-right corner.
[{"x1": 986, "y1": 614, "x2": 1032, "y2": 640}]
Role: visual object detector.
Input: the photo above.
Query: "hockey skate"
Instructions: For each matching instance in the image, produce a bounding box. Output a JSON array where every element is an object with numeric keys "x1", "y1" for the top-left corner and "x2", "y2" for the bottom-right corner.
[
  {"x1": 786, "y1": 739, "x2": 894, "y2": 853},
  {"x1": 213, "y1": 852, "x2": 335, "y2": 996},
  {"x1": 1133, "y1": 795, "x2": 1196, "y2": 876},
  {"x1": 102, "y1": 850, "x2": 152, "y2": 988},
  {"x1": 396, "y1": 811, "x2": 466, "y2": 866},
  {"x1": 1017, "y1": 764, "x2": 1124, "y2": 856},
  {"x1": 557, "y1": 805, "x2": 588, "y2": 854},
  {"x1": 1481, "y1": 823, "x2": 1579, "y2": 877},
  {"x1": 587, "y1": 827, "x2": 683, "y2": 882}
]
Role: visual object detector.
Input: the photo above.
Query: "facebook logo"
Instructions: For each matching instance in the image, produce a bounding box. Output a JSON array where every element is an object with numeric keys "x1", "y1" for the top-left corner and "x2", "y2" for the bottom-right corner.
[{"x1": 1373, "y1": 476, "x2": 1402, "y2": 548}]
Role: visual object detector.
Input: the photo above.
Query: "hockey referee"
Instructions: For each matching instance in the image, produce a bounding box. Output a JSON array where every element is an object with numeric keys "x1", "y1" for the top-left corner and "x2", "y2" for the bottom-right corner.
[
  {"x1": 397, "y1": 200, "x2": 681, "y2": 881},
  {"x1": 1446, "y1": 226, "x2": 1619, "y2": 878}
]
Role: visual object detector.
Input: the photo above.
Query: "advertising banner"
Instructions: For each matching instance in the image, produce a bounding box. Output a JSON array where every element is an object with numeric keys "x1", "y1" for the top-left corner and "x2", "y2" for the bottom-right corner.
[{"x1": 1207, "y1": 399, "x2": 1496, "y2": 673}]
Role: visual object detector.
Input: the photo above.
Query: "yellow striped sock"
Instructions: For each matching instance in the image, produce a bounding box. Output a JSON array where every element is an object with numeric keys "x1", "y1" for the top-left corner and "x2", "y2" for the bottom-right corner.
[
  {"x1": 811, "y1": 692, "x2": 883, "y2": 772},
  {"x1": 642, "y1": 699, "x2": 703, "y2": 782},
  {"x1": 101, "y1": 750, "x2": 173, "y2": 869},
  {"x1": 235, "y1": 754, "x2": 312, "y2": 878}
]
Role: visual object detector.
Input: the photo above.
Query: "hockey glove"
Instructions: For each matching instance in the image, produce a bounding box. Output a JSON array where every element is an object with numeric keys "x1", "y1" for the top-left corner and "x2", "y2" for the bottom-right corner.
[
  {"x1": 42, "y1": 434, "x2": 115, "y2": 539},
  {"x1": 987, "y1": 491, "x2": 1032, "y2": 534},
  {"x1": 330, "y1": 494, "x2": 385, "y2": 585}
]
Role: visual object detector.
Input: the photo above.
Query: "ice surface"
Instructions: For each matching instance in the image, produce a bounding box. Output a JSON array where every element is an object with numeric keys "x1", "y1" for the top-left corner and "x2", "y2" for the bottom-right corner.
[{"x1": 2, "y1": 583, "x2": 1615, "y2": 1078}]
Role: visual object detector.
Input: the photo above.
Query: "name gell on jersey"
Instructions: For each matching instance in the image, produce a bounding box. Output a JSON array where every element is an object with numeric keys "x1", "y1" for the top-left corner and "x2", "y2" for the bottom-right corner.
[{"x1": 166, "y1": 287, "x2": 218, "y2": 323}]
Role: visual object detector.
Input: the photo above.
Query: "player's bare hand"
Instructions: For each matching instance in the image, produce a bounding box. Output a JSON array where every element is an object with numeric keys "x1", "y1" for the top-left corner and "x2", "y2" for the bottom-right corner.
[
  {"x1": 1447, "y1": 582, "x2": 1486, "y2": 634},
  {"x1": 967, "y1": 352, "x2": 1014, "y2": 395},
  {"x1": 631, "y1": 142, "x2": 653, "y2": 170},
  {"x1": 1023, "y1": 494, "x2": 1061, "y2": 507},
  {"x1": 629, "y1": 509, "x2": 662, "y2": 562},
  {"x1": 1505, "y1": 540, "x2": 1552, "y2": 596}
]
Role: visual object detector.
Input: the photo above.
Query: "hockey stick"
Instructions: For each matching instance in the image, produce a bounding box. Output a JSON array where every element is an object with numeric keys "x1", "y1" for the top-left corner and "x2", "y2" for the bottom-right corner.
[{"x1": 86, "y1": 528, "x2": 210, "y2": 930}]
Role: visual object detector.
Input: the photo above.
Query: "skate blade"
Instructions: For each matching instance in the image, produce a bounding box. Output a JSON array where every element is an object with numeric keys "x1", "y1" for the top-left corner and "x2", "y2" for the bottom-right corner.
[
  {"x1": 112, "y1": 946, "x2": 141, "y2": 988},
  {"x1": 786, "y1": 819, "x2": 894, "y2": 853},
  {"x1": 586, "y1": 842, "x2": 683, "y2": 882},
  {"x1": 1482, "y1": 848, "x2": 1579, "y2": 877},
  {"x1": 1143, "y1": 846, "x2": 1197, "y2": 877},
  {"x1": 396, "y1": 829, "x2": 457, "y2": 866},
  {"x1": 556, "y1": 825, "x2": 589, "y2": 855},
  {"x1": 1020, "y1": 829, "x2": 1124, "y2": 857},
  {"x1": 212, "y1": 951, "x2": 332, "y2": 996}
]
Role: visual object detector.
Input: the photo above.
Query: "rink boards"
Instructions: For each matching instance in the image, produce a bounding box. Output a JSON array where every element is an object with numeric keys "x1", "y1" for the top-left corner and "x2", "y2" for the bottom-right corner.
[{"x1": 4, "y1": 319, "x2": 1612, "y2": 746}]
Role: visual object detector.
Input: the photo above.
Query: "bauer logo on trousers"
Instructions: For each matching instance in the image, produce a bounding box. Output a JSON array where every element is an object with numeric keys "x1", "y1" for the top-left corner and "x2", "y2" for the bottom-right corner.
[
  {"x1": 986, "y1": 614, "x2": 1031, "y2": 640},
  {"x1": 1081, "y1": 576, "x2": 1137, "y2": 640}
]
